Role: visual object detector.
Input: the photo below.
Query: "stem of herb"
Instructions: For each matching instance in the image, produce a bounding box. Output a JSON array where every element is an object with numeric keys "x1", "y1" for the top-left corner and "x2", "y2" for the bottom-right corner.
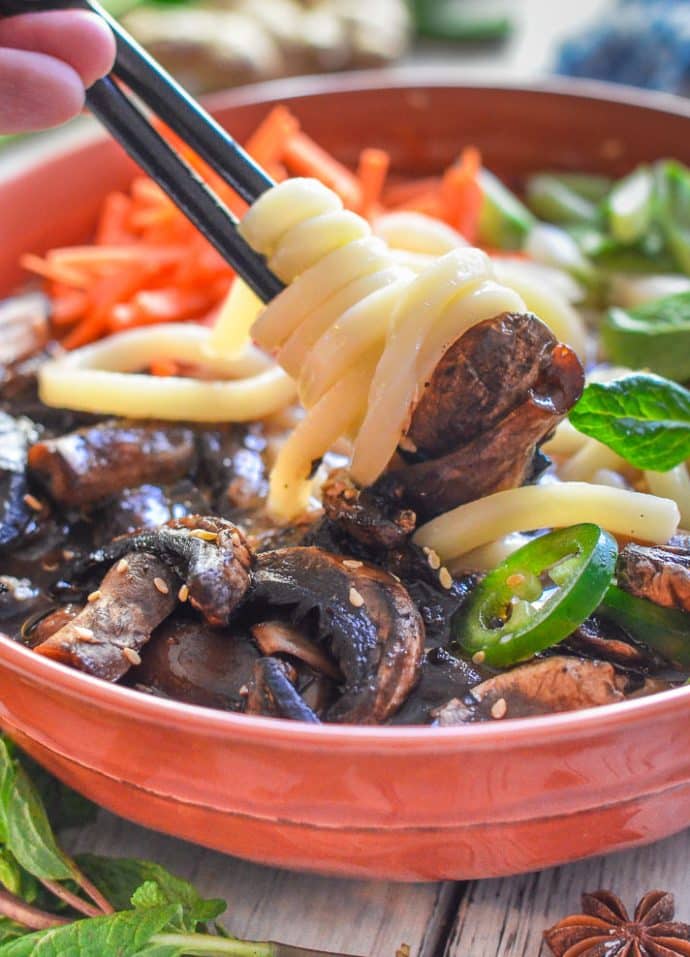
[
  {"x1": 39, "y1": 878, "x2": 103, "y2": 918},
  {"x1": 150, "y1": 934, "x2": 274, "y2": 956},
  {"x1": 73, "y1": 867, "x2": 115, "y2": 914},
  {"x1": 0, "y1": 887, "x2": 70, "y2": 930}
]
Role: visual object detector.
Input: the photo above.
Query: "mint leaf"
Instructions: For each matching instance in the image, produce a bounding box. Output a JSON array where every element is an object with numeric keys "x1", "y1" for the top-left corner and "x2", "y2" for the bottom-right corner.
[
  {"x1": 0, "y1": 904, "x2": 180, "y2": 957},
  {"x1": 602, "y1": 290, "x2": 690, "y2": 381},
  {"x1": 131, "y1": 883, "x2": 168, "y2": 911},
  {"x1": 76, "y1": 857, "x2": 224, "y2": 927},
  {"x1": 569, "y1": 373, "x2": 690, "y2": 471},
  {"x1": 0, "y1": 743, "x2": 74, "y2": 883},
  {"x1": 18, "y1": 757, "x2": 97, "y2": 833}
]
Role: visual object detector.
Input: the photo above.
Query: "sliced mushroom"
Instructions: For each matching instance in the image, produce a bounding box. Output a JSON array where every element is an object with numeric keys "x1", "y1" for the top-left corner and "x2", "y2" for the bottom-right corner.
[
  {"x1": 378, "y1": 313, "x2": 584, "y2": 520},
  {"x1": 33, "y1": 551, "x2": 177, "y2": 681},
  {"x1": 0, "y1": 412, "x2": 40, "y2": 550},
  {"x1": 23, "y1": 605, "x2": 78, "y2": 647},
  {"x1": 320, "y1": 468, "x2": 416, "y2": 550},
  {"x1": 617, "y1": 542, "x2": 690, "y2": 613},
  {"x1": 65, "y1": 516, "x2": 253, "y2": 627},
  {"x1": 251, "y1": 546, "x2": 425, "y2": 723},
  {"x1": 28, "y1": 420, "x2": 197, "y2": 507},
  {"x1": 392, "y1": 647, "x2": 483, "y2": 725},
  {"x1": 563, "y1": 615, "x2": 665, "y2": 670},
  {"x1": 250, "y1": 620, "x2": 341, "y2": 680},
  {"x1": 470, "y1": 655, "x2": 630, "y2": 718},
  {"x1": 245, "y1": 657, "x2": 320, "y2": 723},
  {"x1": 133, "y1": 617, "x2": 259, "y2": 710}
]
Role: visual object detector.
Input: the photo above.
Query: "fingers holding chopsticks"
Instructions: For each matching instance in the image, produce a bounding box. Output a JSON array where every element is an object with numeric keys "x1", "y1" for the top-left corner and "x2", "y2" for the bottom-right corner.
[{"x1": 0, "y1": 10, "x2": 116, "y2": 132}]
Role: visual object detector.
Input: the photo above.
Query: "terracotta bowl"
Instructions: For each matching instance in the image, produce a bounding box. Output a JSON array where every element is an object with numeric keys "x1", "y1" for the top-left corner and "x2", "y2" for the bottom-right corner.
[{"x1": 2, "y1": 74, "x2": 690, "y2": 882}]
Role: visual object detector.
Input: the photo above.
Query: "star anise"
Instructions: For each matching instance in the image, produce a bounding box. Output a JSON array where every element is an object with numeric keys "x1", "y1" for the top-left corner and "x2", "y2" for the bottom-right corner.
[{"x1": 544, "y1": 889, "x2": 690, "y2": 956}]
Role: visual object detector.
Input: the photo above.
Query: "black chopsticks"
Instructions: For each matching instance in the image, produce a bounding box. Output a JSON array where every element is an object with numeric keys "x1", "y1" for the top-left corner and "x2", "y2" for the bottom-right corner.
[{"x1": 0, "y1": 0, "x2": 284, "y2": 303}]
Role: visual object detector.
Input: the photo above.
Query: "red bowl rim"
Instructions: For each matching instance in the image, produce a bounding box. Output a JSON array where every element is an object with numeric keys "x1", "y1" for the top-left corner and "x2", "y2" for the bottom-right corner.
[{"x1": 3, "y1": 70, "x2": 690, "y2": 752}]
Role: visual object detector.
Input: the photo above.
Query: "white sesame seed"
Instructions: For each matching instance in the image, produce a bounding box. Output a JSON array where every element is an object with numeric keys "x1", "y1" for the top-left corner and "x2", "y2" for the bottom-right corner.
[
  {"x1": 349, "y1": 587, "x2": 365, "y2": 608},
  {"x1": 153, "y1": 577, "x2": 170, "y2": 595},
  {"x1": 438, "y1": 567, "x2": 453, "y2": 590},
  {"x1": 122, "y1": 647, "x2": 141, "y2": 666},
  {"x1": 342, "y1": 559, "x2": 363, "y2": 569},
  {"x1": 178, "y1": 583, "x2": 190, "y2": 602},
  {"x1": 238, "y1": 684, "x2": 249, "y2": 696},
  {"x1": 62, "y1": 549, "x2": 75, "y2": 561},
  {"x1": 87, "y1": 590, "x2": 101, "y2": 603},
  {"x1": 116, "y1": 558, "x2": 129, "y2": 574},
  {"x1": 472, "y1": 650, "x2": 486, "y2": 665},
  {"x1": 73, "y1": 625, "x2": 95, "y2": 641},
  {"x1": 426, "y1": 549, "x2": 441, "y2": 571},
  {"x1": 23, "y1": 493, "x2": 43, "y2": 512},
  {"x1": 491, "y1": 698, "x2": 508, "y2": 720}
]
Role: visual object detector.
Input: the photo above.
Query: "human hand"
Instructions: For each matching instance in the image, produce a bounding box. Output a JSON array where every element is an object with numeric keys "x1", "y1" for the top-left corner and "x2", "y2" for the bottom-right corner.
[{"x1": 0, "y1": 10, "x2": 115, "y2": 133}]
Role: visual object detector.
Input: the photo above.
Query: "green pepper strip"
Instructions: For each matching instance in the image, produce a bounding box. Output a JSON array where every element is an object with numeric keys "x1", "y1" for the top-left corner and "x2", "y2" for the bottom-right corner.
[
  {"x1": 455, "y1": 524, "x2": 618, "y2": 667},
  {"x1": 599, "y1": 585, "x2": 690, "y2": 667}
]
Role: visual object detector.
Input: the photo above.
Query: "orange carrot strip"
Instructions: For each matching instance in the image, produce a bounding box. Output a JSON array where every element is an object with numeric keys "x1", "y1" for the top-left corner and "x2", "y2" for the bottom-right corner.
[
  {"x1": 391, "y1": 190, "x2": 445, "y2": 218},
  {"x1": 357, "y1": 148, "x2": 390, "y2": 217},
  {"x1": 51, "y1": 290, "x2": 88, "y2": 327},
  {"x1": 283, "y1": 131, "x2": 362, "y2": 210},
  {"x1": 245, "y1": 105, "x2": 300, "y2": 167},
  {"x1": 382, "y1": 176, "x2": 441, "y2": 207},
  {"x1": 129, "y1": 206, "x2": 178, "y2": 231},
  {"x1": 150, "y1": 358, "x2": 180, "y2": 377},
  {"x1": 107, "y1": 288, "x2": 215, "y2": 331},
  {"x1": 441, "y1": 146, "x2": 483, "y2": 241},
  {"x1": 63, "y1": 266, "x2": 149, "y2": 349},
  {"x1": 131, "y1": 177, "x2": 170, "y2": 206},
  {"x1": 47, "y1": 245, "x2": 188, "y2": 270},
  {"x1": 95, "y1": 193, "x2": 135, "y2": 245},
  {"x1": 20, "y1": 254, "x2": 90, "y2": 289}
]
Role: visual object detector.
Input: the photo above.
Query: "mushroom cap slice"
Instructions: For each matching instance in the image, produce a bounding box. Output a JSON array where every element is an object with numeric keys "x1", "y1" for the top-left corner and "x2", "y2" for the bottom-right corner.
[{"x1": 252, "y1": 546, "x2": 425, "y2": 723}]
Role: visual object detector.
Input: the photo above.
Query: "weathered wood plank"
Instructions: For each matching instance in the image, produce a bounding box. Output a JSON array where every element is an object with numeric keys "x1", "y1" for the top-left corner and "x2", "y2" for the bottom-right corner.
[
  {"x1": 69, "y1": 811, "x2": 457, "y2": 956},
  {"x1": 444, "y1": 830, "x2": 690, "y2": 957}
]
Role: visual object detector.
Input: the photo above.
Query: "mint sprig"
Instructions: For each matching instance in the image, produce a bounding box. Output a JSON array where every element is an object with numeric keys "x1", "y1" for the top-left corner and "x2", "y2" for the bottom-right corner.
[{"x1": 569, "y1": 373, "x2": 690, "y2": 472}]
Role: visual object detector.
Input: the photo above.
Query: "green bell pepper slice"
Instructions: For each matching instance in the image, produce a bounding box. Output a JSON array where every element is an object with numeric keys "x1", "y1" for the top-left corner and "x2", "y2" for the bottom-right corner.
[{"x1": 454, "y1": 524, "x2": 618, "y2": 667}]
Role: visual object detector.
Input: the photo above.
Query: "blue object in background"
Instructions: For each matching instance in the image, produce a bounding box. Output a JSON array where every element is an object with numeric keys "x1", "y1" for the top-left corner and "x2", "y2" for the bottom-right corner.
[{"x1": 556, "y1": 0, "x2": 690, "y2": 94}]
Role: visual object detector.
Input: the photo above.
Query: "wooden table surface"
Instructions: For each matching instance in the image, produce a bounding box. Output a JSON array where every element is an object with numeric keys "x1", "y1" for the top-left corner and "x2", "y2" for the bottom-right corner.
[
  {"x1": 65, "y1": 811, "x2": 690, "y2": 956},
  {"x1": 13, "y1": 0, "x2": 684, "y2": 952}
]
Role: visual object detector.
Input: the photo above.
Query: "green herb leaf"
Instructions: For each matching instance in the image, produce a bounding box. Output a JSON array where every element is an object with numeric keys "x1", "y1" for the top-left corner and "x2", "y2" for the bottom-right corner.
[
  {"x1": 569, "y1": 373, "x2": 690, "y2": 471},
  {"x1": 0, "y1": 743, "x2": 74, "y2": 883},
  {"x1": 0, "y1": 904, "x2": 181, "y2": 957},
  {"x1": 18, "y1": 757, "x2": 97, "y2": 833},
  {"x1": 601, "y1": 290, "x2": 690, "y2": 381},
  {"x1": 654, "y1": 159, "x2": 690, "y2": 274},
  {"x1": 77, "y1": 856, "x2": 225, "y2": 926}
]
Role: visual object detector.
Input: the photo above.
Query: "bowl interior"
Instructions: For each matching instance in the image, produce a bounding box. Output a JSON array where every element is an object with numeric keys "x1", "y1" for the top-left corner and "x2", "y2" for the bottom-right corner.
[{"x1": 3, "y1": 74, "x2": 690, "y2": 744}]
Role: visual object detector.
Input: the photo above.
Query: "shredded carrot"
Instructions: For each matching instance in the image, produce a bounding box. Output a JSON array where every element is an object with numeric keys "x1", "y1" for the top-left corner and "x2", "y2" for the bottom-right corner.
[
  {"x1": 381, "y1": 176, "x2": 441, "y2": 207},
  {"x1": 283, "y1": 131, "x2": 362, "y2": 210},
  {"x1": 357, "y1": 148, "x2": 390, "y2": 217},
  {"x1": 51, "y1": 290, "x2": 88, "y2": 327},
  {"x1": 95, "y1": 193, "x2": 135, "y2": 246},
  {"x1": 245, "y1": 105, "x2": 300, "y2": 168},
  {"x1": 150, "y1": 358, "x2": 180, "y2": 377},
  {"x1": 440, "y1": 147, "x2": 483, "y2": 242},
  {"x1": 27, "y1": 104, "x2": 493, "y2": 352}
]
